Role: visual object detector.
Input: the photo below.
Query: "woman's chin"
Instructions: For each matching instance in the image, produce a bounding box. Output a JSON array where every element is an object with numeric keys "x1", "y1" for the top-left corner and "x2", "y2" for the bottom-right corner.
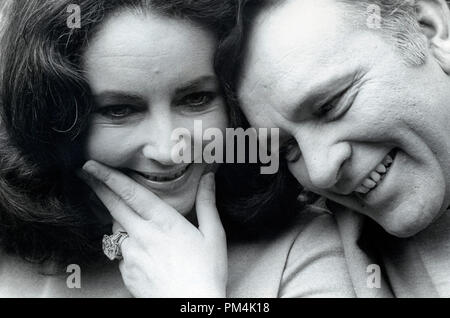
[{"x1": 159, "y1": 194, "x2": 196, "y2": 217}]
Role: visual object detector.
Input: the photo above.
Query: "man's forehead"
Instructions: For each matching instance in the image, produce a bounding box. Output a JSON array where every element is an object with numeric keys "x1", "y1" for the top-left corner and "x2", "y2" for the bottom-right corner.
[
  {"x1": 237, "y1": 0, "x2": 376, "y2": 120},
  {"x1": 238, "y1": 0, "x2": 350, "y2": 92},
  {"x1": 249, "y1": 0, "x2": 347, "y2": 49}
]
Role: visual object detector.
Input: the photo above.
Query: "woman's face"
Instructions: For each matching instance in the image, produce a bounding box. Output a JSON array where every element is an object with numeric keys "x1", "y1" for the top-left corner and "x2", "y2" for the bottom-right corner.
[{"x1": 83, "y1": 10, "x2": 228, "y2": 216}]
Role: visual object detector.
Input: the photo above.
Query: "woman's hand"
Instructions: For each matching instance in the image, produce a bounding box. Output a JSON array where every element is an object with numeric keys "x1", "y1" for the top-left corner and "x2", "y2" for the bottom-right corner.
[{"x1": 80, "y1": 161, "x2": 228, "y2": 298}]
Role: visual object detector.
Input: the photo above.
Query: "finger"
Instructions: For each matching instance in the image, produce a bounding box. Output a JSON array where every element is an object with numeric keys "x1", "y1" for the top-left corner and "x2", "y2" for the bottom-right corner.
[
  {"x1": 113, "y1": 221, "x2": 126, "y2": 234},
  {"x1": 78, "y1": 170, "x2": 141, "y2": 234},
  {"x1": 119, "y1": 233, "x2": 132, "y2": 258},
  {"x1": 118, "y1": 237, "x2": 142, "y2": 272},
  {"x1": 196, "y1": 173, "x2": 225, "y2": 239},
  {"x1": 112, "y1": 221, "x2": 132, "y2": 261},
  {"x1": 82, "y1": 161, "x2": 181, "y2": 224}
]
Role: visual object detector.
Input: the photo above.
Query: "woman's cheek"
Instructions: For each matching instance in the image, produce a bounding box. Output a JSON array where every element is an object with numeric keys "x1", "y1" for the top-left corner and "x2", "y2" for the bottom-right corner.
[
  {"x1": 203, "y1": 103, "x2": 229, "y2": 131},
  {"x1": 84, "y1": 126, "x2": 132, "y2": 165},
  {"x1": 183, "y1": 105, "x2": 228, "y2": 134}
]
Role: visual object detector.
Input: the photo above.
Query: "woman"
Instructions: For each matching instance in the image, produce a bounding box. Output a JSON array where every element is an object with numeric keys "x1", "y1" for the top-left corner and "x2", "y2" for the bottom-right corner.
[{"x1": 0, "y1": 0, "x2": 355, "y2": 297}]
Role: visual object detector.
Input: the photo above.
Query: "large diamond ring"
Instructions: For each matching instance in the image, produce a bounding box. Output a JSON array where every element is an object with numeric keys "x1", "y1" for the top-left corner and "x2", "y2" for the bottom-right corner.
[{"x1": 102, "y1": 231, "x2": 129, "y2": 261}]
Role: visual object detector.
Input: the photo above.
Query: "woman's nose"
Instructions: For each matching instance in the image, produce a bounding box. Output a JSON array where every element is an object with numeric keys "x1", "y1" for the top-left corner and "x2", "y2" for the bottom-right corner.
[
  {"x1": 140, "y1": 116, "x2": 177, "y2": 166},
  {"x1": 296, "y1": 131, "x2": 351, "y2": 190},
  {"x1": 142, "y1": 141, "x2": 175, "y2": 166}
]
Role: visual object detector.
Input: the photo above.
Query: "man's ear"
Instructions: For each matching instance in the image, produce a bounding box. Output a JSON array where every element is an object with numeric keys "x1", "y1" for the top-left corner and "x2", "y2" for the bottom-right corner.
[{"x1": 416, "y1": 0, "x2": 450, "y2": 74}]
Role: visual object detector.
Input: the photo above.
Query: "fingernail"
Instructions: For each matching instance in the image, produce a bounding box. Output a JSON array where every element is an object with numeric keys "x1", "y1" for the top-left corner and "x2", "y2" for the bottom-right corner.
[{"x1": 82, "y1": 161, "x2": 100, "y2": 178}]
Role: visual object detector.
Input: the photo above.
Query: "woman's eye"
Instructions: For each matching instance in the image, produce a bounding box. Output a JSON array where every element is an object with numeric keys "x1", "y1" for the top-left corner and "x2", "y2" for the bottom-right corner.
[
  {"x1": 281, "y1": 139, "x2": 301, "y2": 163},
  {"x1": 179, "y1": 92, "x2": 216, "y2": 109},
  {"x1": 97, "y1": 105, "x2": 137, "y2": 119}
]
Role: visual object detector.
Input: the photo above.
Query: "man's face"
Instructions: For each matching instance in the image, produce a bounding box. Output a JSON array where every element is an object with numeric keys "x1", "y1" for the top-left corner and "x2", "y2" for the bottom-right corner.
[{"x1": 239, "y1": 0, "x2": 450, "y2": 237}]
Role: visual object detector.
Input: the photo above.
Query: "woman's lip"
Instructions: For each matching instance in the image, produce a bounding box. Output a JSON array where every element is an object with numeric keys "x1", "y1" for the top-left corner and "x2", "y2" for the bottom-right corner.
[
  {"x1": 135, "y1": 165, "x2": 191, "y2": 181},
  {"x1": 127, "y1": 164, "x2": 194, "y2": 192}
]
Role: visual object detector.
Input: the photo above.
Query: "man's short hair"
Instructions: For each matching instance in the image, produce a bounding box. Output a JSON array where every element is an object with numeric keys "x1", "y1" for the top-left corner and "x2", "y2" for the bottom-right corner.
[
  {"x1": 232, "y1": 0, "x2": 449, "y2": 65},
  {"x1": 343, "y1": 0, "x2": 427, "y2": 65}
]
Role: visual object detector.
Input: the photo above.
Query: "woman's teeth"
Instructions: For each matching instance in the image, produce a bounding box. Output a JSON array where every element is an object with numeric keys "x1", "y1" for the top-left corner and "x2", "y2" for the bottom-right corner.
[
  {"x1": 355, "y1": 153, "x2": 394, "y2": 195},
  {"x1": 138, "y1": 165, "x2": 190, "y2": 182}
]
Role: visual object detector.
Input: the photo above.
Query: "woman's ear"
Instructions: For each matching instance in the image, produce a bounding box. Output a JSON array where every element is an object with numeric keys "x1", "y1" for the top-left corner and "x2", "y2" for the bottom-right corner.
[{"x1": 416, "y1": 0, "x2": 450, "y2": 74}]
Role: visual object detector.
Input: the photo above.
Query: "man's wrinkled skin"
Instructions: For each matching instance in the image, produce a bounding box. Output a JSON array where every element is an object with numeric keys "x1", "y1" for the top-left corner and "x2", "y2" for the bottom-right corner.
[{"x1": 238, "y1": 0, "x2": 450, "y2": 237}]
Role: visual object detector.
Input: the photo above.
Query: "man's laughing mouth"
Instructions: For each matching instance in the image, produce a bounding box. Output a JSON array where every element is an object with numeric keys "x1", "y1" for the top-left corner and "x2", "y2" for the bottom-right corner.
[{"x1": 354, "y1": 149, "x2": 397, "y2": 196}]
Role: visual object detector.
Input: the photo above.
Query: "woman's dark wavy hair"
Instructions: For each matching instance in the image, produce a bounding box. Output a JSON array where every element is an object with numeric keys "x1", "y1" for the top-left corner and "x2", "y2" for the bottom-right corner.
[{"x1": 0, "y1": 0, "x2": 303, "y2": 266}]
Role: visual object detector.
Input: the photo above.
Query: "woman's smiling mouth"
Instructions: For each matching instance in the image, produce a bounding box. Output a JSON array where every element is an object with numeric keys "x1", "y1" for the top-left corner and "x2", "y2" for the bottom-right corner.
[
  {"x1": 354, "y1": 149, "x2": 397, "y2": 196},
  {"x1": 135, "y1": 165, "x2": 192, "y2": 182},
  {"x1": 125, "y1": 164, "x2": 194, "y2": 192}
]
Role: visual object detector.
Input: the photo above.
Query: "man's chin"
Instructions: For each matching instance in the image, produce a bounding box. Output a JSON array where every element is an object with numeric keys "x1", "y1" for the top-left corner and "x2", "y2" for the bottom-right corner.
[
  {"x1": 369, "y1": 201, "x2": 443, "y2": 238},
  {"x1": 381, "y1": 221, "x2": 425, "y2": 238}
]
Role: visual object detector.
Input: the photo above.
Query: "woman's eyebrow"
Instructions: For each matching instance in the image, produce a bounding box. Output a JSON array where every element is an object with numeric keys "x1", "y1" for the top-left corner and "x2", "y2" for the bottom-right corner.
[
  {"x1": 174, "y1": 75, "x2": 218, "y2": 96},
  {"x1": 94, "y1": 91, "x2": 147, "y2": 107}
]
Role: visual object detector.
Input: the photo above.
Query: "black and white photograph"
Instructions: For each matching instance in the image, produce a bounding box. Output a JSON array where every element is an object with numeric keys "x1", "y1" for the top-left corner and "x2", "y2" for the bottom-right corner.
[{"x1": 0, "y1": 0, "x2": 449, "y2": 300}]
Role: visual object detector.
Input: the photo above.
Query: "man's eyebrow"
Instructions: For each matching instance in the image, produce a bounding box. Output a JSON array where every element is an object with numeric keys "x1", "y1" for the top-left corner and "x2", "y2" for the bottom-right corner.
[
  {"x1": 94, "y1": 91, "x2": 147, "y2": 107},
  {"x1": 174, "y1": 75, "x2": 219, "y2": 96},
  {"x1": 289, "y1": 70, "x2": 358, "y2": 118}
]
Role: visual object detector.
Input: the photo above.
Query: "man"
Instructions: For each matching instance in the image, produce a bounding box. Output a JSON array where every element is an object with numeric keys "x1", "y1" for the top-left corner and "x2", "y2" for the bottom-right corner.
[{"x1": 228, "y1": 0, "x2": 450, "y2": 297}]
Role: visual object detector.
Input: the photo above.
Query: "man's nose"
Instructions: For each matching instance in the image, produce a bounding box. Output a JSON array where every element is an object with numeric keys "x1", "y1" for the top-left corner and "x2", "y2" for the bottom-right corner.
[
  {"x1": 296, "y1": 130, "x2": 351, "y2": 190},
  {"x1": 141, "y1": 115, "x2": 177, "y2": 166}
]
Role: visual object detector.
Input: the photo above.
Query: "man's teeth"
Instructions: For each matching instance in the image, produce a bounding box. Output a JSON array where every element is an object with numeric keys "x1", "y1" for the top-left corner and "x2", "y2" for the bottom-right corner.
[
  {"x1": 370, "y1": 171, "x2": 381, "y2": 182},
  {"x1": 375, "y1": 164, "x2": 387, "y2": 174},
  {"x1": 355, "y1": 185, "x2": 370, "y2": 194},
  {"x1": 383, "y1": 155, "x2": 393, "y2": 166},
  {"x1": 355, "y1": 154, "x2": 394, "y2": 195},
  {"x1": 140, "y1": 166, "x2": 189, "y2": 182}
]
